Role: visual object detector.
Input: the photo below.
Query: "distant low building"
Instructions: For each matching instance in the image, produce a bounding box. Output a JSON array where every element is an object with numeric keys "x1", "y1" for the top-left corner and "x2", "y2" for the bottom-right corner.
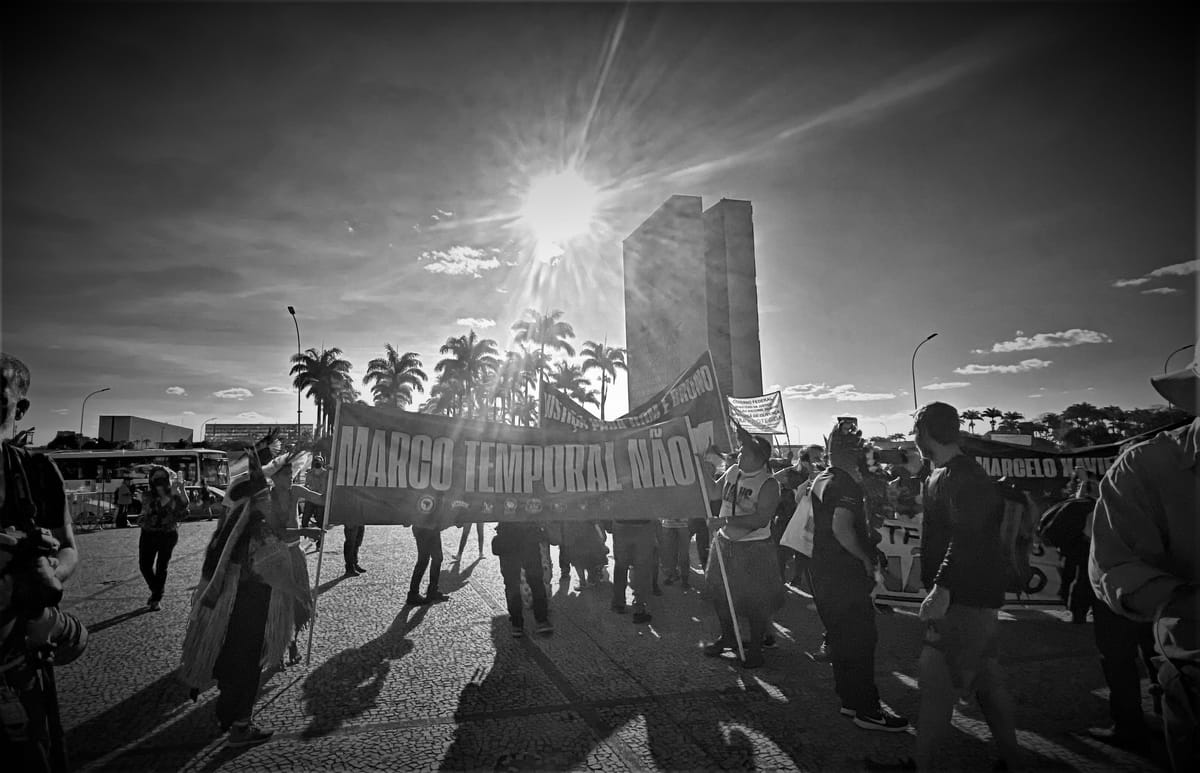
[
  {"x1": 205, "y1": 423, "x2": 312, "y2": 447},
  {"x1": 99, "y1": 415, "x2": 193, "y2": 448}
]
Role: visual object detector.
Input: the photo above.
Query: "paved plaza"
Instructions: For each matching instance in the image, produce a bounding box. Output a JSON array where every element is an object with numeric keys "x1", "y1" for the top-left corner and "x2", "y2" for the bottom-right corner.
[{"x1": 57, "y1": 522, "x2": 1169, "y2": 772}]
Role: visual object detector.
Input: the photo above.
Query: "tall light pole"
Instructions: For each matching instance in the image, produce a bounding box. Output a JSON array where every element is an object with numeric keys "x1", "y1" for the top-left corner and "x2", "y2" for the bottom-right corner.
[
  {"x1": 1164, "y1": 343, "x2": 1195, "y2": 374},
  {"x1": 288, "y1": 306, "x2": 302, "y2": 445},
  {"x1": 80, "y1": 387, "x2": 110, "y2": 440},
  {"x1": 911, "y1": 333, "x2": 939, "y2": 411},
  {"x1": 201, "y1": 416, "x2": 219, "y2": 442}
]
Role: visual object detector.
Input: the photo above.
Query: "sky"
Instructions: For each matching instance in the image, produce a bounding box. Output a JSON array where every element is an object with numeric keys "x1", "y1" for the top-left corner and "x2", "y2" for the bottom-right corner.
[{"x1": 2, "y1": 2, "x2": 1195, "y2": 446}]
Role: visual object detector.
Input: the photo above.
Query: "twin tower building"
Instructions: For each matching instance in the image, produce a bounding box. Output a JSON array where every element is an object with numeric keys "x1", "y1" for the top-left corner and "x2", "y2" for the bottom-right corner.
[{"x1": 622, "y1": 196, "x2": 764, "y2": 408}]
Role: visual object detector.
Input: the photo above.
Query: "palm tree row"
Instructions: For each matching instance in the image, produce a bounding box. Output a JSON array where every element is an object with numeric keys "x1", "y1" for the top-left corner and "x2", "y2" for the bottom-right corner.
[{"x1": 289, "y1": 309, "x2": 629, "y2": 438}]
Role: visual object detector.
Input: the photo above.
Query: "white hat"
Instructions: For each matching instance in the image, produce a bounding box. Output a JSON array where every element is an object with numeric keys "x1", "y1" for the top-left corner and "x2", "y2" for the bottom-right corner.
[{"x1": 1152, "y1": 341, "x2": 1199, "y2": 415}]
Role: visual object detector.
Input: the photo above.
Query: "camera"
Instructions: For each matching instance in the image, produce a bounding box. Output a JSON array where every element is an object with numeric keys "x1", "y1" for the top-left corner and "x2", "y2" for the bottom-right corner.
[{"x1": 0, "y1": 526, "x2": 64, "y2": 618}]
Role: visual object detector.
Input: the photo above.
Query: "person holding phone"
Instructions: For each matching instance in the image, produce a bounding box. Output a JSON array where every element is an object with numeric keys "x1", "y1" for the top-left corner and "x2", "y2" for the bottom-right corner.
[{"x1": 138, "y1": 467, "x2": 188, "y2": 611}]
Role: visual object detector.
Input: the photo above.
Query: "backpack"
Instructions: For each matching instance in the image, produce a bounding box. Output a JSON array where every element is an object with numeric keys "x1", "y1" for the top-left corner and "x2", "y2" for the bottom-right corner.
[
  {"x1": 1036, "y1": 498, "x2": 1092, "y2": 551},
  {"x1": 996, "y1": 478, "x2": 1036, "y2": 596}
]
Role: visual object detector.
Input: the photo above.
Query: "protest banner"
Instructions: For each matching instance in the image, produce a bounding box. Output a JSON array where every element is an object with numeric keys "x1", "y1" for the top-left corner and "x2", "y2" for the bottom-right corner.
[
  {"x1": 871, "y1": 515, "x2": 1063, "y2": 609},
  {"x1": 325, "y1": 401, "x2": 706, "y2": 528},
  {"x1": 540, "y1": 350, "x2": 732, "y2": 453},
  {"x1": 726, "y1": 392, "x2": 787, "y2": 436}
]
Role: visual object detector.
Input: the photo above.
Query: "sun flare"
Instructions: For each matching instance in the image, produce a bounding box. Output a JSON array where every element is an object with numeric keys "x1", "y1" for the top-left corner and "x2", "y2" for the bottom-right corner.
[{"x1": 519, "y1": 169, "x2": 598, "y2": 250}]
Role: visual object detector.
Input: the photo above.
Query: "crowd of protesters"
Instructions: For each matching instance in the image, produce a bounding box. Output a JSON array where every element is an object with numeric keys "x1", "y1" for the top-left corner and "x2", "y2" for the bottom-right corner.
[{"x1": 3, "y1": 346, "x2": 1196, "y2": 772}]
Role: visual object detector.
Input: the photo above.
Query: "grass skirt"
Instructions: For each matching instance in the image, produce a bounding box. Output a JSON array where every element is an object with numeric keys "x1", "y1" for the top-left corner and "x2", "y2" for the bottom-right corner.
[{"x1": 702, "y1": 535, "x2": 785, "y2": 621}]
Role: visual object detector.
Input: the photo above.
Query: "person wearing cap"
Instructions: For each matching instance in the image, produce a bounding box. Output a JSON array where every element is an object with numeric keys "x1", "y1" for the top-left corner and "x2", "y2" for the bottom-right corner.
[
  {"x1": 137, "y1": 467, "x2": 189, "y2": 611},
  {"x1": 701, "y1": 429, "x2": 785, "y2": 669},
  {"x1": 911, "y1": 402, "x2": 1018, "y2": 768},
  {"x1": 1090, "y1": 346, "x2": 1198, "y2": 772},
  {"x1": 808, "y1": 418, "x2": 908, "y2": 731}
]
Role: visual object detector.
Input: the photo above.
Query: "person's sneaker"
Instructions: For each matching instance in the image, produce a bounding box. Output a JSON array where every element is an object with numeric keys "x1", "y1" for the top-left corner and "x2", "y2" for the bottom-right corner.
[
  {"x1": 535, "y1": 620, "x2": 554, "y2": 636},
  {"x1": 354, "y1": 564, "x2": 367, "y2": 573},
  {"x1": 853, "y1": 709, "x2": 910, "y2": 733},
  {"x1": 610, "y1": 602, "x2": 627, "y2": 614},
  {"x1": 405, "y1": 592, "x2": 429, "y2": 606},
  {"x1": 839, "y1": 707, "x2": 857, "y2": 717},
  {"x1": 511, "y1": 624, "x2": 525, "y2": 639},
  {"x1": 425, "y1": 591, "x2": 451, "y2": 603},
  {"x1": 762, "y1": 634, "x2": 778, "y2": 649},
  {"x1": 149, "y1": 599, "x2": 162, "y2": 612},
  {"x1": 632, "y1": 605, "x2": 652, "y2": 624},
  {"x1": 226, "y1": 723, "x2": 274, "y2": 748},
  {"x1": 703, "y1": 637, "x2": 735, "y2": 657},
  {"x1": 345, "y1": 566, "x2": 361, "y2": 577}
]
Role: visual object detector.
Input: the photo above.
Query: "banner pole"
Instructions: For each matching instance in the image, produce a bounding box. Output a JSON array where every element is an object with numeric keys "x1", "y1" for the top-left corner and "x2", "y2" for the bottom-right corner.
[
  {"x1": 306, "y1": 399, "x2": 342, "y2": 667},
  {"x1": 687, "y1": 416, "x2": 745, "y2": 662}
]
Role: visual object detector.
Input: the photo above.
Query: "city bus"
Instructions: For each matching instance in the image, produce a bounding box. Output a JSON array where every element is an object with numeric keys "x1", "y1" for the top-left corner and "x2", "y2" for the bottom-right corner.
[{"x1": 46, "y1": 448, "x2": 230, "y2": 526}]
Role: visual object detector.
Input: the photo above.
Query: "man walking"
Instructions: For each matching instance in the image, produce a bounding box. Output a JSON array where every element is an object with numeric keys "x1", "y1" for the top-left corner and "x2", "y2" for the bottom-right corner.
[
  {"x1": 810, "y1": 418, "x2": 907, "y2": 731},
  {"x1": 913, "y1": 402, "x2": 1019, "y2": 770},
  {"x1": 114, "y1": 476, "x2": 133, "y2": 528},
  {"x1": 610, "y1": 518, "x2": 658, "y2": 623},
  {"x1": 1091, "y1": 347, "x2": 1198, "y2": 772},
  {"x1": 493, "y1": 521, "x2": 553, "y2": 637}
]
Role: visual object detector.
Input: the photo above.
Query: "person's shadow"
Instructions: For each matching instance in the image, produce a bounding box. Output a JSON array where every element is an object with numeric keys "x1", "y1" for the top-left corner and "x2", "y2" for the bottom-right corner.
[{"x1": 300, "y1": 604, "x2": 429, "y2": 738}]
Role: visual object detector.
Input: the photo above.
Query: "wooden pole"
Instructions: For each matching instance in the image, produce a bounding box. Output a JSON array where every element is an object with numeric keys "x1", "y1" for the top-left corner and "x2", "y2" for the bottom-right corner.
[{"x1": 305, "y1": 400, "x2": 342, "y2": 667}]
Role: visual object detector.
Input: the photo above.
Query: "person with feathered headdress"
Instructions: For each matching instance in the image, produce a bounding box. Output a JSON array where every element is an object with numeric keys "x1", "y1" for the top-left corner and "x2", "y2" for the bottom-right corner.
[
  {"x1": 700, "y1": 424, "x2": 785, "y2": 669},
  {"x1": 177, "y1": 435, "x2": 322, "y2": 748}
]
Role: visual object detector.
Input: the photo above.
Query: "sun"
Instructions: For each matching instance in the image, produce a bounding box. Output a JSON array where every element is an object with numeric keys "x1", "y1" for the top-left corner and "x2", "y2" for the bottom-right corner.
[{"x1": 519, "y1": 169, "x2": 598, "y2": 249}]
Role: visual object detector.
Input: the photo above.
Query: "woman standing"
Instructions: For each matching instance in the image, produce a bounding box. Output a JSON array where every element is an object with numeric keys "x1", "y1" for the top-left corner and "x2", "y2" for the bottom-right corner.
[{"x1": 139, "y1": 467, "x2": 188, "y2": 610}]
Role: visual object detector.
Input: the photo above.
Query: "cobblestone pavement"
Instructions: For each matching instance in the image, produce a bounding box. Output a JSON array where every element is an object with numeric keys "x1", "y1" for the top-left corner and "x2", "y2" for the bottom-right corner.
[{"x1": 56, "y1": 522, "x2": 1169, "y2": 772}]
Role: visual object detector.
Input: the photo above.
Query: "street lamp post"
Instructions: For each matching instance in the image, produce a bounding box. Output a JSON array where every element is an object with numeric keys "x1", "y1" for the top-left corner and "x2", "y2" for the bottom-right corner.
[
  {"x1": 911, "y1": 333, "x2": 939, "y2": 411},
  {"x1": 1164, "y1": 343, "x2": 1195, "y2": 374},
  {"x1": 201, "y1": 416, "x2": 219, "y2": 443},
  {"x1": 80, "y1": 387, "x2": 111, "y2": 442},
  {"x1": 288, "y1": 306, "x2": 302, "y2": 445}
]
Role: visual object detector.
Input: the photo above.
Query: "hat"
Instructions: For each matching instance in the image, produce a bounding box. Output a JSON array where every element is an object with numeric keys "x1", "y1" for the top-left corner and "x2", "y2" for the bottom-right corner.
[
  {"x1": 1152, "y1": 342, "x2": 1199, "y2": 414},
  {"x1": 734, "y1": 423, "x2": 772, "y2": 460}
]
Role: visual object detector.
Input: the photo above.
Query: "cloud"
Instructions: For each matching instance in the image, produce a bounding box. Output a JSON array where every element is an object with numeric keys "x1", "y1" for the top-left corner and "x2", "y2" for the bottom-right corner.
[
  {"x1": 456, "y1": 317, "x2": 496, "y2": 329},
  {"x1": 165, "y1": 386, "x2": 187, "y2": 396},
  {"x1": 923, "y1": 381, "x2": 971, "y2": 391},
  {"x1": 419, "y1": 245, "x2": 500, "y2": 277},
  {"x1": 51, "y1": 408, "x2": 69, "y2": 415},
  {"x1": 1113, "y1": 259, "x2": 1198, "y2": 288},
  {"x1": 779, "y1": 383, "x2": 896, "y2": 402},
  {"x1": 1142, "y1": 287, "x2": 1181, "y2": 295},
  {"x1": 213, "y1": 387, "x2": 253, "y2": 400},
  {"x1": 954, "y1": 358, "x2": 1053, "y2": 375},
  {"x1": 235, "y1": 411, "x2": 272, "y2": 422},
  {"x1": 261, "y1": 386, "x2": 293, "y2": 394},
  {"x1": 182, "y1": 410, "x2": 197, "y2": 415},
  {"x1": 1026, "y1": 394, "x2": 1043, "y2": 399},
  {"x1": 975, "y1": 329, "x2": 1111, "y2": 354}
]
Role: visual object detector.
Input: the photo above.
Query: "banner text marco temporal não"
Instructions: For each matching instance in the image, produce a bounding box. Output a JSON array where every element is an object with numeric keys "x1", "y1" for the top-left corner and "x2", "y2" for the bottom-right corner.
[{"x1": 333, "y1": 426, "x2": 697, "y2": 493}]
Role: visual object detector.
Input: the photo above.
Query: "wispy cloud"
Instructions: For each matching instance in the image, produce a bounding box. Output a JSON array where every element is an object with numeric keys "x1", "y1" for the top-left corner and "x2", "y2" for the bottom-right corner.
[
  {"x1": 1142, "y1": 287, "x2": 1181, "y2": 296},
  {"x1": 1027, "y1": 394, "x2": 1043, "y2": 399},
  {"x1": 51, "y1": 408, "x2": 69, "y2": 415},
  {"x1": 1113, "y1": 259, "x2": 1198, "y2": 289},
  {"x1": 419, "y1": 246, "x2": 500, "y2": 277},
  {"x1": 954, "y1": 358, "x2": 1052, "y2": 375},
  {"x1": 165, "y1": 386, "x2": 187, "y2": 396},
  {"x1": 235, "y1": 411, "x2": 272, "y2": 422},
  {"x1": 261, "y1": 386, "x2": 292, "y2": 395},
  {"x1": 456, "y1": 317, "x2": 496, "y2": 329},
  {"x1": 182, "y1": 410, "x2": 197, "y2": 415},
  {"x1": 213, "y1": 387, "x2": 254, "y2": 400},
  {"x1": 779, "y1": 383, "x2": 897, "y2": 402},
  {"x1": 923, "y1": 381, "x2": 971, "y2": 391},
  {"x1": 974, "y1": 329, "x2": 1110, "y2": 354}
]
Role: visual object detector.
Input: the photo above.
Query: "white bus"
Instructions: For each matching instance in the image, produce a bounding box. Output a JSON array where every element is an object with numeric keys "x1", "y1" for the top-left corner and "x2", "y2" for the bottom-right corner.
[{"x1": 46, "y1": 448, "x2": 230, "y2": 526}]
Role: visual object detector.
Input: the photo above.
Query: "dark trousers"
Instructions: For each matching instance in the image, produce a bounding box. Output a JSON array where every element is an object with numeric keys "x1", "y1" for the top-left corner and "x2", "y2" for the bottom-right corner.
[
  {"x1": 1061, "y1": 544, "x2": 1094, "y2": 621},
  {"x1": 1093, "y1": 600, "x2": 1157, "y2": 737},
  {"x1": 499, "y1": 540, "x2": 548, "y2": 627},
  {"x1": 410, "y1": 527, "x2": 443, "y2": 595},
  {"x1": 612, "y1": 522, "x2": 657, "y2": 607},
  {"x1": 811, "y1": 567, "x2": 880, "y2": 713},
  {"x1": 213, "y1": 580, "x2": 271, "y2": 728},
  {"x1": 115, "y1": 503, "x2": 131, "y2": 529},
  {"x1": 138, "y1": 529, "x2": 178, "y2": 602},
  {"x1": 301, "y1": 502, "x2": 323, "y2": 529},
  {"x1": 343, "y1": 524, "x2": 365, "y2": 570}
]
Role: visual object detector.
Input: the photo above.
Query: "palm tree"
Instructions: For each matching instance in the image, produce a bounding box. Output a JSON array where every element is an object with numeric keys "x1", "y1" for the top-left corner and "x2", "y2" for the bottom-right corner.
[
  {"x1": 981, "y1": 407, "x2": 1003, "y2": 433},
  {"x1": 960, "y1": 409, "x2": 983, "y2": 434},
  {"x1": 999, "y1": 411, "x2": 1024, "y2": 433},
  {"x1": 511, "y1": 309, "x2": 576, "y2": 416},
  {"x1": 290, "y1": 347, "x2": 354, "y2": 438},
  {"x1": 580, "y1": 339, "x2": 628, "y2": 420},
  {"x1": 436, "y1": 330, "x2": 500, "y2": 418},
  {"x1": 548, "y1": 362, "x2": 599, "y2": 409},
  {"x1": 362, "y1": 345, "x2": 427, "y2": 409},
  {"x1": 420, "y1": 379, "x2": 462, "y2": 417}
]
